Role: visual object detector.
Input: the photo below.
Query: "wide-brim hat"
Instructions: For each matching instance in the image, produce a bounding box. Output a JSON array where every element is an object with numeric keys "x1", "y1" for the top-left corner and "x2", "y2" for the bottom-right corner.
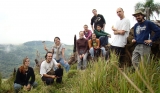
[{"x1": 132, "y1": 10, "x2": 146, "y2": 16}]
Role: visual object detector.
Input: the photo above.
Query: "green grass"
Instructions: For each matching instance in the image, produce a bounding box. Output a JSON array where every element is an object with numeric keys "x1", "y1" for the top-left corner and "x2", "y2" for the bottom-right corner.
[{"x1": 1, "y1": 53, "x2": 160, "y2": 93}]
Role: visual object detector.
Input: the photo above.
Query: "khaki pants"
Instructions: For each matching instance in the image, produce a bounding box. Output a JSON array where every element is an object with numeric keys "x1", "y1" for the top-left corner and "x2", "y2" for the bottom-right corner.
[{"x1": 132, "y1": 44, "x2": 151, "y2": 67}]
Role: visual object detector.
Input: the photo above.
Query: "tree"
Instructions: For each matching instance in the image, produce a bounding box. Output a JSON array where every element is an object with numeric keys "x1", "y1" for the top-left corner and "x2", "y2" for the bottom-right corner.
[{"x1": 135, "y1": 0, "x2": 160, "y2": 20}]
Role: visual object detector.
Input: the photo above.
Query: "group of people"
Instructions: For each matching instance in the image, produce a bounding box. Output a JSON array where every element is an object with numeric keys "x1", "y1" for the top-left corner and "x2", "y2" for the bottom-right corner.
[
  {"x1": 13, "y1": 7, "x2": 160, "y2": 92},
  {"x1": 13, "y1": 37, "x2": 69, "y2": 92}
]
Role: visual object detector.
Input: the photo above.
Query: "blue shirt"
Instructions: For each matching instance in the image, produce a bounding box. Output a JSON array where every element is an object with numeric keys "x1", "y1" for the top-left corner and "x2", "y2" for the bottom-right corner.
[{"x1": 134, "y1": 20, "x2": 160, "y2": 45}]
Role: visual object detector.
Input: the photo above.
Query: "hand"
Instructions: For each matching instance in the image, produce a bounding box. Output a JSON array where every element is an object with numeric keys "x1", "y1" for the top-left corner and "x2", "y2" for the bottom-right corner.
[
  {"x1": 112, "y1": 26, "x2": 117, "y2": 31},
  {"x1": 57, "y1": 63, "x2": 61, "y2": 68},
  {"x1": 79, "y1": 55, "x2": 82, "y2": 59},
  {"x1": 51, "y1": 75, "x2": 56, "y2": 79},
  {"x1": 107, "y1": 35, "x2": 111, "y2": 38},
  {"x1": 26, "y1": 84, "x2": 31, "y2": 91},
  {"x1": 23, "y1": 85, "x2": 27, "y2": 91},
  {"x1": 144, "y1": 40, "x2": 152, "y2": 45},
  {"x1": 96, "y1": 46, "x2": 99, "y2": 49},
  {"x1": 64, "y1": 60, "x2": 67, "y2": 63},
  {"x1": 44, "y1": 46, "x2": 47, "y2": 50},
  {"x1": 132, "y1": 39, "x2": 136, "y2": 43},
  {"x1": 82, "y1": 54, "x2": 85, "y2": 57}
]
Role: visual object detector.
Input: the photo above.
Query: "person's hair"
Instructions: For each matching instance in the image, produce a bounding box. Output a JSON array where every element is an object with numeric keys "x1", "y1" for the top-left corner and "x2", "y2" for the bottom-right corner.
[
  {"x1": 92, "y1": 33, "x2": 96, "y2": 35},
  {"x1": 96, "y1": 24, "x2": 101, "y2": 28},
  {"x1": 54, "y1": 37, "x2": 60, "y2": 42},
  {"x1": 119, "y1": 7, "x2": 124, "y2": 12},
  {"x1": 91, "y1": 33, "x2": 96, "y2": 38},
  {"x1": 92, "y1": 9, "x2": 97, "y2": 12},
  {"x1": 79, "y1": 31, "x2": 84, "y2": 34},
  {"x1": 19, "y1": 57, "x2": 29, "y2": 74},
  {"x1": 84, "y1": 24, "x2": 88, "y2": 27},
  {"x1": 45, "y1": 51, "x2": 53, "y2": 59}
]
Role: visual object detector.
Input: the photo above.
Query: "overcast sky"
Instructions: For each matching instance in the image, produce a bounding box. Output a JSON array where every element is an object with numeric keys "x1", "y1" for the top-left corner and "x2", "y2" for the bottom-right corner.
[{"x1": 0, "y1": 0, "x2": 159, "y2": 45}]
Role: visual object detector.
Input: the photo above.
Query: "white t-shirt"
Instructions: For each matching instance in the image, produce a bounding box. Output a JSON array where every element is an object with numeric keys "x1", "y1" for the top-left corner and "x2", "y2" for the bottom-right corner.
[
  {"x1": 40, "y1": 59, "x2": 58, "y2": 77},
  {"x1": 111, "y1": 18, "x2": 130, "y2": 47},
  {"x1": 52, "y1": 43, "x2": 65, "y2": 59}
]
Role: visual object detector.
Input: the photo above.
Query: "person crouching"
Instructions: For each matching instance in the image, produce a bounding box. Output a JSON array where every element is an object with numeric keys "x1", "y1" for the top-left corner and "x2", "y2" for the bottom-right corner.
[
  {"x1": 14, "y1": 57, "x2": 38, "y2": 93},
  {"x1": 40, "y1": 52, "x2": 63, "y2": 85}
]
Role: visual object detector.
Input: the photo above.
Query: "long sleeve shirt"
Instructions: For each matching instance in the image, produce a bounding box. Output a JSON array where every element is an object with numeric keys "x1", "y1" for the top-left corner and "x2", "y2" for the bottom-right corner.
[
  {"x1": 14, "y1": 67, "x2": 35, "y2": 86},
  {"x1": 94, "y1": 30, "x2": 110, "y2": 38},
  {"x1": 76, "y1": 38, "x2": 88, "y2": 55},
  {"x1": 134, "y1": 20, "x2": 160, "y2": 44}
]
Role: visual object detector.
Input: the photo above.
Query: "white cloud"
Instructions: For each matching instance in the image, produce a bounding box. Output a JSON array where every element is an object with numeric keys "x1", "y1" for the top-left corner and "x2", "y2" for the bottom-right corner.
[{"x1": 0, "y1": 0, "x2": 159, "y2": 45}]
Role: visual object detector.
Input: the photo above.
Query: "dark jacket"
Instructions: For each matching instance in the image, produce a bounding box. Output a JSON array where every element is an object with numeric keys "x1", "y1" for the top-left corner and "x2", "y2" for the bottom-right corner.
[{"x1": 14, "y1": 67, "x2": 35, "y2": 86}]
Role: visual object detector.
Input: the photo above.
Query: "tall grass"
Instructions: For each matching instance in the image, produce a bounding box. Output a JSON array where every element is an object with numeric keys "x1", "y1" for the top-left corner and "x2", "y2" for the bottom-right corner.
[
  {"x1": 0, "y1": 72, "x2": 2, "y2": 93},
  {"x1": 1, "y1": 53, "x2": 160, "y2": 93}
]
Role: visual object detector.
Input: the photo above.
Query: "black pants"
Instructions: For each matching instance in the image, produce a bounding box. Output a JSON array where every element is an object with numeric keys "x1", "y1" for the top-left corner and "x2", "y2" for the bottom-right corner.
[
  {"x1": 110, "y1": 46, "x2": 125, "y2": 67},
  {"x1": 42, "y1": 68, "x2": 63, "y2": 85}
]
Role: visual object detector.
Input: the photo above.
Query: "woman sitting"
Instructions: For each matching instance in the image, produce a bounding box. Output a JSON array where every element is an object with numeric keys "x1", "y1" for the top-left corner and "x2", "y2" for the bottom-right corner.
[
  {"x1": 88, "y1": 33, "x2": 107, "y2": 59},
  {"x1": 76, "y1": 31, "x2": 88, "y2": 70},
  {"x1": 14, "y1": 57, "x2": 37, "y2": 93}
]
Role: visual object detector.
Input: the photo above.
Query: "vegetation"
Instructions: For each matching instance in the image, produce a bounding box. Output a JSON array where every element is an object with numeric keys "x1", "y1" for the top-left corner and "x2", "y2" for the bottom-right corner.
[
  {"x1": 1, "y1": 52, "x2": 160, "y2": 93},
  {"x1": 134, "y1": 0, "x2": 160, "y2": 20},
  {"x1": 0, "y1": 41, "x2": 73, "y2": 78}
]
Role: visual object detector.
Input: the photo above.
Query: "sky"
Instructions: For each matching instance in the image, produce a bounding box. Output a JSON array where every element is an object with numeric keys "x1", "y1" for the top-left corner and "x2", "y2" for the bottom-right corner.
[{"x1": 0, "y1": 0, "x2": 159, "y2": 45}]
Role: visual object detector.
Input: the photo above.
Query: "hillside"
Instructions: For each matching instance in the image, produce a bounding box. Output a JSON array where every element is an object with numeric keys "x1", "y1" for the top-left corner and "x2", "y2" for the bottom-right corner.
[
  {"x1": 0, "y1": 41, "x2": 73, "y2": 78},
  {"x1": 0, "y1": 54, "x2": 160, "y2": 93}
]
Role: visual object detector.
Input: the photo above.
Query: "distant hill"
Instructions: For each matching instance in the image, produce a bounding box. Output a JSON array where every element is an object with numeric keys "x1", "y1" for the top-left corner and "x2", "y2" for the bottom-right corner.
[{"x1": 0, "y1": 41, "x2": 73, "y2": 78}]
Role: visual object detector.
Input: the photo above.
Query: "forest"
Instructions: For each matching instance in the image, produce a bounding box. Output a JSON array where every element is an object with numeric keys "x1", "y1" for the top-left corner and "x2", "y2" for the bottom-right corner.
[{"x1": 0, "y1": 41, "x2": 73, "y2": 78}]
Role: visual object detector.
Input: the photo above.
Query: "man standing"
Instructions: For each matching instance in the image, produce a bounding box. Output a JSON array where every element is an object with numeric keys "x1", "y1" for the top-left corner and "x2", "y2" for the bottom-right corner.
[
  {"x1": 111, "y1": 8, "x2": 130, "y2": 67},
  {"x1": 40, "y1": 52, "x2": 63, "y2": 85},
  {"x1": 132, "y1": 10, "x2": 160, "y2": 67},
  {"x1": 91, "y1": 9, "x2": 106, "y2": 31}
]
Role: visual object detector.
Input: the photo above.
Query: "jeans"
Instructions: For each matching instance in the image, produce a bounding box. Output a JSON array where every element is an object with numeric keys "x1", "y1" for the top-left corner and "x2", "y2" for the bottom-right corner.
[
  {"x1": 55, "y1": 58, "x2": 70, "y2": 72},
  {"x1": 89, "y1": 47, "x2": 106, "y2": 58},
  {"x1": 99, "y1": 36, "x2": 108, "y2": 46},
  {"x1": 14, "y1": 82, "x2": 37, "y2": 93},
  {"x1": 77, "y1": 52, "x2": 88, "y2": 70}
]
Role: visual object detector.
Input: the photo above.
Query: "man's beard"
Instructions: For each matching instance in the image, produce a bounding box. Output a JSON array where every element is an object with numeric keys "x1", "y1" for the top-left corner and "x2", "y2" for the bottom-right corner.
[{"x1": 137, "y1": 18, "x2": 143, "y2": 23}]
